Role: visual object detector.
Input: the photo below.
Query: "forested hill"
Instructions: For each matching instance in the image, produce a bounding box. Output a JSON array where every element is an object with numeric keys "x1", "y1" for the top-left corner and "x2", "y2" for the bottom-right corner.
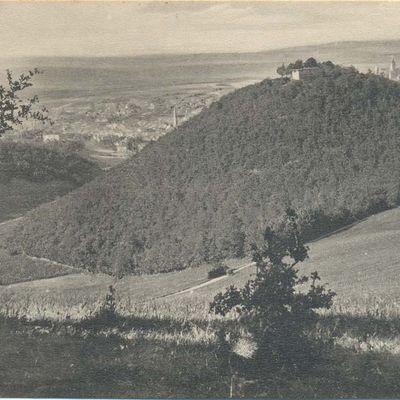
[
  {"x1": 0, "y1": 141, "x2": 100, "y2": 185},
  {"x1": 9, "y1": 61, "x2": 400, "y2": 275},
  {"x1": 0, "y1": 141, "x2": 100, "y2": 221}
]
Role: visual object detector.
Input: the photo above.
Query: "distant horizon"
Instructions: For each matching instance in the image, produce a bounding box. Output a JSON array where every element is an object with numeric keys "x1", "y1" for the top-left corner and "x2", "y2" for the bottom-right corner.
[
  {"x1": 1, "y1": 38, "x2": 400, "y2": 61},
  {"x1": 2, "y1": 2, "x2": 400, "y2": 58}
]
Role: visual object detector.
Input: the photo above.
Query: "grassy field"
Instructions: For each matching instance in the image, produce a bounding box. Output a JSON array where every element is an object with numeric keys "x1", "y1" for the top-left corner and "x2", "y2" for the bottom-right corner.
[
  {"x1": 2, "y1": 295, "x2": 400, "y2": 398},
  {"x1": 1, "y1": 208, "x2": 400, "y2": 396}
]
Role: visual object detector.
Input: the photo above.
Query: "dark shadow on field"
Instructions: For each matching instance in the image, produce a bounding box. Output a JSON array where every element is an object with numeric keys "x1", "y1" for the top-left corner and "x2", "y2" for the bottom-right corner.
[
  {"x1": 306, "y1": 215, "x2": 367, "y2": 244},
  {"x1": 2, "y1": 315, "x2": 400, "y2": 398},
  {"x1": 0, "y1": 316, "x2": 227, "y2": 398},
  {"x1": 73, "y1": 310, "x2": 400, "y2": 344},
  {"x1": 0, "y1": 310, "x2": 228, "y2": 339},
  {"x1": 318, "y1": 313, "x2": 400, "y2": 339},
  {"x1": 77, "y1": 312, "x2": 196, "y2": 333},
  {"x1": 240, "y1": 346, "x2": 400, "y2": 398}
]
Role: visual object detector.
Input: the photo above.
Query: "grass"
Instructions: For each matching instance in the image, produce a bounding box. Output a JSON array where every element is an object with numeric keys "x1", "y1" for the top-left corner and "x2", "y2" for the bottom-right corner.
[
  {"x1": 2, "y1": 296, "x2": 400, "y2": 398},
  {"x1": 0, "y1": 314, "x2": 229, "y2": 398},
  {"x1": 300, "y1": 208, "x2": 400, "y2": 297},
  {"x1": 0, "y1": 252, "x2": 79, "y2": 286},
  {"x1": 2, "y1": 208, "x2": 400, "y2": 396}
]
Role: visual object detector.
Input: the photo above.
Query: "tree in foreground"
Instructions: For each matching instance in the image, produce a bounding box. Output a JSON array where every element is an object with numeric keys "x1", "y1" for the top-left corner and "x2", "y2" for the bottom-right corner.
[
  {"x1": 210, "y1": 209, "x2": 336, "y2": 374},
  {"x1": 0, "y1": 68, "x2": 51, "y2": 136}
]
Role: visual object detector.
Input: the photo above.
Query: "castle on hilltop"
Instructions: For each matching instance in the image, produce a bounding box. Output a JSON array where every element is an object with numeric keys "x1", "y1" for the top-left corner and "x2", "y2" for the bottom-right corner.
[{"x1": 374, "y1": 57, "x2": 400, "y2": 81}]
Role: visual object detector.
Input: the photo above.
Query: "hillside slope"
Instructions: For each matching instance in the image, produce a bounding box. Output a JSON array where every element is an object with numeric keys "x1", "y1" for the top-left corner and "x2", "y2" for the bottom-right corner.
[
  {"x1": 3, "y1": 207, "x2": 400, "y2": 308},
  {"x1": 9, "y1": 61, "x2": 400, "y2": 275},
  {"x1": 0, "y1": 141, "x2": 100, "y2": 221}
]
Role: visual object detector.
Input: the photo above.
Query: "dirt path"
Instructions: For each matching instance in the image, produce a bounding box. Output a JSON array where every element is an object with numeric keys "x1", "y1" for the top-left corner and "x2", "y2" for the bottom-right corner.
[
  {"x1": 0, "y1": 216, "x2": 23, "y2": 228},
  {"x1": 25, "y1": 255, "x2": 78, "y2": 270},
  {"x1": 160, "y1": 261, "x2": 255, "y2": 299}
]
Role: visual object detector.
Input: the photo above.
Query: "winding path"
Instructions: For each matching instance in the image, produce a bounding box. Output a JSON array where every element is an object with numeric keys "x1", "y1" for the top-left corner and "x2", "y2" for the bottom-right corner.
[{"x1": 160, "y1": 261, "x2": 255, "y2": 299}]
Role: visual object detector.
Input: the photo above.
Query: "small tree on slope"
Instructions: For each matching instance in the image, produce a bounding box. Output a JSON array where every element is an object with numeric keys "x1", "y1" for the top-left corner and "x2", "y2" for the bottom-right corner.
[
  {"x1": 0, "y1": 68, "x2": 51, "y2": 136},
  {"x1": 210, "y1": 208, "x2": 336, "y2": 373}
]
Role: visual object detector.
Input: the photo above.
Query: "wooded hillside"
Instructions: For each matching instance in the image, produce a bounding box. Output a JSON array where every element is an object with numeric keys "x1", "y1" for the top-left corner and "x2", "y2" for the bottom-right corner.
[
  {"x1": 0, "y1": 141, "x2": 100, "y2": 221},
  {"x1": 9, "y1": 61, "x2": 400, "y2": 275}
]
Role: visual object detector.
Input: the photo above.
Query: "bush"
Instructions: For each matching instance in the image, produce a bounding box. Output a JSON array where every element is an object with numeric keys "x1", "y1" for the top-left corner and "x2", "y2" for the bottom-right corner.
[
  {"x1": 82, "y1": 285, "x2": 119, "y2": 329},
  {"x1": 208, "y1": 263, "x2": 230, "y2": 279},
  {"x1": 210, "y1": 209, "x2": 336, "y2": 374}
]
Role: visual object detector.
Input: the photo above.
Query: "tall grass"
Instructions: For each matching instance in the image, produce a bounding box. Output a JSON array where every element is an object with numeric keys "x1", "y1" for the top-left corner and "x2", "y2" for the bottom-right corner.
[
  {"x1": 2, "y1": 286, "x2": 400, "y2": 397},
  {"x1": 2, "y1": 284, "x2": 400, "y2": 354}
]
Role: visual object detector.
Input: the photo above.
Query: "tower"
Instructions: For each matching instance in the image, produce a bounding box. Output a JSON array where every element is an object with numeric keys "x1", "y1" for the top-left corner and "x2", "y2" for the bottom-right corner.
[
  {"x1": 389, "y1": 56, "x2": 397, "y2": 80},
  {"x1": 390, "y1": 56, "x2": 396, "y2": 72},
  {"x1": 172, "y1": 106, "x2": 177, "y2": 128}
]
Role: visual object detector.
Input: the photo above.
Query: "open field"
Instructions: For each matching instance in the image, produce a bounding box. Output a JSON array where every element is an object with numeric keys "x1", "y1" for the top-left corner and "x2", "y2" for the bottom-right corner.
[
  {"x1": 2, "y1": 311, "x2": 400, "y2": 398},
  {"x1": 2, "y1": 208, "x2": 400, "y2": 396},
  {"x1": 301, "y1": 209, "x2": 400, "y2": 298}
]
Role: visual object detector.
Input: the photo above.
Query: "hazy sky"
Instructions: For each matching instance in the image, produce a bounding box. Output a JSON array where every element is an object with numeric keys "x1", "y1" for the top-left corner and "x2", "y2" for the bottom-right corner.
[{"x1": 1, "y1": 2, "x2": 400, "y2": 57}]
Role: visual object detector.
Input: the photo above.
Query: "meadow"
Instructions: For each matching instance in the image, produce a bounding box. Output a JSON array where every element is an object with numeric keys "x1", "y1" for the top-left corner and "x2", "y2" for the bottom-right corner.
[
  {"x1": 1, "y1": 209, "x2": 400, "y2": 396},
  {"x1": 2, "y1": 289, "x2": 400, "y2": 397}
]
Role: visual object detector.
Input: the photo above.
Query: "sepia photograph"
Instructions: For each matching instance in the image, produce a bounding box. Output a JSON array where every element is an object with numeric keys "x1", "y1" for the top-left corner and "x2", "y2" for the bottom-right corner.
[{"x1": 1, "y1": 0, "x2": 400, "y2": 397}]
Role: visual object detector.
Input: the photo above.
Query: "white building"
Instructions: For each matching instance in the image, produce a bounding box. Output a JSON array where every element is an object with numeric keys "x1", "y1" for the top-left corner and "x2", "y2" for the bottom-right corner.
[
  {"x1": 42, "y1": 134, "x2": 60, "y2": 142},
  {"x1": 291, "y1": 67, "x2": 320, "y2": 81},
  {"x1": 389, "y1": 57, "x2": 400, "y2": 81}
]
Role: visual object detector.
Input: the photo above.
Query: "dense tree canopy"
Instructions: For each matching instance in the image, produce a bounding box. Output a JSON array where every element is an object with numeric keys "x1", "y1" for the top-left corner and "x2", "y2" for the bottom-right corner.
[
  {"x1": 0, "y1": 141, "x2": 100, "y2": 185},
  {"x1": 9, "y1": 61, "x2": 400, "y2": 275}
]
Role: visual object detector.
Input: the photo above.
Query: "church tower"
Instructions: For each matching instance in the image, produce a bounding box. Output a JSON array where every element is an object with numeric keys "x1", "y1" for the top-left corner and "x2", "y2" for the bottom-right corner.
[
  {"x1": 390, "y1": 57, "x2": 396, "y2": 71},
  {"x1": 172, "y1": 106, "x2": 177, "y2": 128},
  {"x1": 389, "y1": 56, "x2": 397, "y2": 80}
]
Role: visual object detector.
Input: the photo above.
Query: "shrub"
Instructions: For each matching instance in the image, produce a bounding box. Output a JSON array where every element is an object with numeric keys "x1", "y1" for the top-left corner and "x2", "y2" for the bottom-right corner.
[
  {"x1": 208, "y1": 262, "x2": 230, "y2": 279},
  {"x1": 82, "y1": 285, "x2": 119, "y2": 329},
  {"x1": 210, "y1": 209, "x2": 336, "y2": 374}
]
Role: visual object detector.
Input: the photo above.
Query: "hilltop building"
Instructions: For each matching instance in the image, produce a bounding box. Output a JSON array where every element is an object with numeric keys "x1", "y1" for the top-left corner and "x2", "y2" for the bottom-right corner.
[{"x1": 291, "y1": 67, "x2": 320, "y2": 81}]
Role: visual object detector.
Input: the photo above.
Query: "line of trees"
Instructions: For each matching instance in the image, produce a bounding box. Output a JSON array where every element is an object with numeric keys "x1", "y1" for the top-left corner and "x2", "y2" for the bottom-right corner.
[{"x1": 276, "y1": 57, "x2": 333, "y2": 77}]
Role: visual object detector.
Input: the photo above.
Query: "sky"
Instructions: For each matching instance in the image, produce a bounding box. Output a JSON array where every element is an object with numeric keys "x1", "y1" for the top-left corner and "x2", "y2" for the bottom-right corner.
[{"x1": 1, "y1": 1, "x2": 400, "y2": 57}]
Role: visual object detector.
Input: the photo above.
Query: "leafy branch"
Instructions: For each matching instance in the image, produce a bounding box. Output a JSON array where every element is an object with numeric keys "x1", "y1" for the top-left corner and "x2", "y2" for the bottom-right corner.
[{"x1": 0, "y1": 68, "x2": 52, "y2": 136}]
